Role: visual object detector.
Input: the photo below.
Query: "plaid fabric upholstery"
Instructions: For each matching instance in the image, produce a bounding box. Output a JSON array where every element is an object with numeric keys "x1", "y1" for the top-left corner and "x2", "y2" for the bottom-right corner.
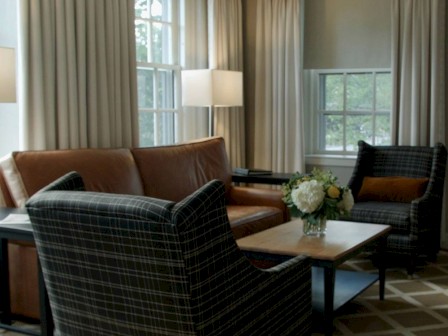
[
  {"x1": 347, "y1": 141, "x2": 447, "y2": 269},
  {"x1": 26, "y1": 172, "x2": 312, "y2": 336}
]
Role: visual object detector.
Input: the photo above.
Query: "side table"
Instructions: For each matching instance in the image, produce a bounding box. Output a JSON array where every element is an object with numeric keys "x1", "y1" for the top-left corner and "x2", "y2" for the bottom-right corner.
[
  {"x1": 0, "y1": 208, "x2": 53, "y2": 336},
  {"x1": 232, "y1": 172, "x2": 293, "y2": 185}
]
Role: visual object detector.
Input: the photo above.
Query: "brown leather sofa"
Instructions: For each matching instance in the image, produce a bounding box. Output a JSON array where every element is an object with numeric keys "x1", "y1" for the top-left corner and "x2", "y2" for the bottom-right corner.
[{"x1": 0, "y1": 136, "x2": 288, "y2": 320}]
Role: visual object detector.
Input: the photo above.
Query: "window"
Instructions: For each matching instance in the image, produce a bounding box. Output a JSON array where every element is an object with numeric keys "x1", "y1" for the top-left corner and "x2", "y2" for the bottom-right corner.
[
  {"x1": 313, "y1": 70, "x2": 392, "y2": 154},
  {"x1": 135, "y1": 0, "x2": 180, "y2": 147}
]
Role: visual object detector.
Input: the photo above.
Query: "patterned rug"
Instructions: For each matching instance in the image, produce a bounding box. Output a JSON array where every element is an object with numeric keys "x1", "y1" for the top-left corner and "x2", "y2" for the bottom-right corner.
[{"x1": 312, "y1": 250, "x2": 448, "y2": 336}]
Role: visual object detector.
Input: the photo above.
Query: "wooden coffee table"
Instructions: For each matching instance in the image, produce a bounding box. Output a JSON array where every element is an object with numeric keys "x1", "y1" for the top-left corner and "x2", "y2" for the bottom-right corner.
[{"x1": 237, "y1": 219, "x2": 391, "y2": 336}]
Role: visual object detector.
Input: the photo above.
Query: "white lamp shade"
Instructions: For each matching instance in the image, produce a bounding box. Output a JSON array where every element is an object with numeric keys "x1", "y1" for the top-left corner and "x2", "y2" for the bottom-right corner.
[
  {"x1": 0, "y1": 47, "x2": 16, "y2": 103},
  {"x1": 182, "y1": 69, "x2": 243, "y2": 107}
]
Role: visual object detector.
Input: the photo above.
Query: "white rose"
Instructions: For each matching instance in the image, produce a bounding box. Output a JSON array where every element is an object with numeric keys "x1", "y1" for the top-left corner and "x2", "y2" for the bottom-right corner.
[
  {"x1": 338, "y1": 189, "x2": 354, "y2": 212},
  {"x1": 291, "y1": 180, "x2": 325, "y2": 214}
]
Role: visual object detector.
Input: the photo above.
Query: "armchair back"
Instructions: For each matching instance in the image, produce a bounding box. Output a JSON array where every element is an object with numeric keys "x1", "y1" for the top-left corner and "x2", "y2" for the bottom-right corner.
[
  {"x1": 26, "y1": 172, "x2": 312, "y2": 335},
  {"x1": 349, "y1": 140, "x2": 446, "y2": 200},
  {"x1": 347, "y1": 140, "x2": 447, "y2": 274}
]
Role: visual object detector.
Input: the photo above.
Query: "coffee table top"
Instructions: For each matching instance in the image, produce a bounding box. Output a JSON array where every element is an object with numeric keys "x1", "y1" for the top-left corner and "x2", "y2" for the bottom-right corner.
[{"x1": 237, "y1": 219, "x2": 391, "y2": 262}]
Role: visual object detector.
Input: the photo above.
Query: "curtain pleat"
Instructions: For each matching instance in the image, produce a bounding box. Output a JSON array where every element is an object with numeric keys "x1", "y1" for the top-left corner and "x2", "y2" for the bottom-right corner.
[
  {"x1": 391, "y1": 0, "x2": 445, "y2": 146},
  {"x1": 18, "y1": 0, "x2": 138, "y2": 150},
  {"x1": 253, "y1": 0, "x2": 305, "y2": 173},
  {"x1": 208, "y1": 0, "x2": 245, "y2": 168},
  {"x1": 179, "y1": 0, "x2": 209, "y2": 141}
]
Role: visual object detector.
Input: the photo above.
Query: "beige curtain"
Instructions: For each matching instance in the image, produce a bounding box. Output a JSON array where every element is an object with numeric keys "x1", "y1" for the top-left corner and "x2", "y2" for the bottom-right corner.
[
  {"x1": 208, "y1": 0, "x2": 245, "y2": 168},
  {"x1": 391, "y1": 0, "x2": 445, "y2": 146},
  {"x1": 252, "y1": 0, "x2": 305, "y2": 173},
  {"x1": 391, "y1": 0, "x2": 447, "y2": 248},
  {"x1": 179, "y1": 0, "x2": 209, "y2": 141},
  {"x1": 18, "y1": 0, "x2": 138, "y2": 150}
]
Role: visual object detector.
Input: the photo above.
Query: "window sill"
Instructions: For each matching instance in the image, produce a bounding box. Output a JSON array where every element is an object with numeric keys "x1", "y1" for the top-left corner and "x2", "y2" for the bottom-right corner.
[{"x1": 305, "y1": 154, "x2": 357, "y2": 167}]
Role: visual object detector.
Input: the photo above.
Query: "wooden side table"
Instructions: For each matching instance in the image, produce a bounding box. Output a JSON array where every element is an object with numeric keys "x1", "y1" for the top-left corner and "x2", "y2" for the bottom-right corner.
[
  {"x1": 232, "y1": 172, "x2": 293, "y2": 185},
  {"x1": 0, "y1": 208, "x2": 53, "y2": 336}
]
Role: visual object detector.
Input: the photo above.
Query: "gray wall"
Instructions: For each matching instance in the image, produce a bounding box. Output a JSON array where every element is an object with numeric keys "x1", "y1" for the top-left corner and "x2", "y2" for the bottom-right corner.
[
  {"x1": 303, "y1": 0, "x2": 391, "y2": 69},
  {"x1": 243, "y1": 0, "x2": 392, "y2": 183},
  {"x1": 302, "y1": 1, "x2": 393, "y2": 185}
]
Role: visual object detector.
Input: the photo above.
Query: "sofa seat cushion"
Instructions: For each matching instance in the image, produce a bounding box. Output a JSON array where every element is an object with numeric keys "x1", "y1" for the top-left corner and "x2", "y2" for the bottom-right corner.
[
  {"x1": 227, "y1": 205, "x2": 284, "y2": 239},
  {"x1": 349, "y1": 201, "x2": 411, "y2": 234}
]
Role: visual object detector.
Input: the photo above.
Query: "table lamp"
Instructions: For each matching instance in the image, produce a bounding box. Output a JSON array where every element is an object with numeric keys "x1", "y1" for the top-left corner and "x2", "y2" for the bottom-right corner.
[{"x1": 181, "y1": 69, "x2": 243, "y2": 136}]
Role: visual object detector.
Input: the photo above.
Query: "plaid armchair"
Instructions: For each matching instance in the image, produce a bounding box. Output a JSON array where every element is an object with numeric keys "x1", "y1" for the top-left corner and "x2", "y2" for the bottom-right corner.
[
  {"x1": 348, "y1": 141, "x2": 447, "y2": 275},
  {"x1": 26, "y1": 172, "x2": 312, "y2": 336}
]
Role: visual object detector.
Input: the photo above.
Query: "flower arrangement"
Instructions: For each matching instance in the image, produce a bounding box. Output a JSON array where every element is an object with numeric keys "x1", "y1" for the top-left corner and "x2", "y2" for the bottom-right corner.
[{"x1": 281, "y1": 168, "x2": 354, "y2": 226}]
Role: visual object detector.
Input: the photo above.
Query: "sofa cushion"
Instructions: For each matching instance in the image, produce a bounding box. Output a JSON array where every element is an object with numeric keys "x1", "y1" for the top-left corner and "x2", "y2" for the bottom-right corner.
[
  {"x1": 227, "y1": 205, "x2": 284, "y2": 239},
  {"x1": 12, "y1": 148, "x2": 145, "y2": 199},
  {"x1": 349, "y1": 201, "x2": 411, "y2": 234},
  {"x1": 132, "y1": 137, "x2": 232, "y2": 202},
  {"x1": 357, "y1": 176, "x2": 429, "y2": 203}
]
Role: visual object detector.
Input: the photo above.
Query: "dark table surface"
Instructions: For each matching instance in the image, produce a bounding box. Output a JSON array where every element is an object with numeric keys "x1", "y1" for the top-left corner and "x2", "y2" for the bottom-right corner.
[{"x1": 232, "y1": 172, "x2": 293, "y2": 185}]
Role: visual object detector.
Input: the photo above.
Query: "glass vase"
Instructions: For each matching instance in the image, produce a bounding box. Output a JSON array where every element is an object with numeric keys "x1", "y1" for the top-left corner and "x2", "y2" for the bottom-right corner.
[{"x1": 302, "y1": 217, "x2": 327, "y2": 236}]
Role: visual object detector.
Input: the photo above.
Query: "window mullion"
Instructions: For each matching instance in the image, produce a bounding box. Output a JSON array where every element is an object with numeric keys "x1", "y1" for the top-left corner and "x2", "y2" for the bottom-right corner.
[
  {"x1": 147, "y1": 21, "x2": 152, "y2": 63},
  {"x1": 342, "y1": 72, "x2": 347, "y2": 152},
  {"x1": 154, "y1": 113, "x2": 159, "y2": 146},
  {"x1": 372, "y1": 72, "x2": 377, "y2": 145}
]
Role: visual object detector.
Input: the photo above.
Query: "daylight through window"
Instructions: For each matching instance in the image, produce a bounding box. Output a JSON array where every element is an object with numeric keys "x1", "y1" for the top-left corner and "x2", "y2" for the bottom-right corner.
[
  {"x1": 316, "y1": 70, "x2": 392, "y2": 153},
  {"x1": 135, "y1": 0, "x2": 180, "y2": 147}
]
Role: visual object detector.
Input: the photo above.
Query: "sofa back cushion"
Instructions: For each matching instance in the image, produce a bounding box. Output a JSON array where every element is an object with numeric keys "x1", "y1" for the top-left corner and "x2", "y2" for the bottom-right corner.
[
  {"x1": 12, "y1": 148, "x2": 144, "y2": 202},
  {"x1": 132, "y1": 137, "x2": 232, "y2": 202}
]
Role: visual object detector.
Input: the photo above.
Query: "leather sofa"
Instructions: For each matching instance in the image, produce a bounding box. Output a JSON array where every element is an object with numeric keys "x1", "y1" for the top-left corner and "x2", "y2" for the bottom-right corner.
[{"x1": 0, "y1": 136, "x2": 288, "y2": 320}]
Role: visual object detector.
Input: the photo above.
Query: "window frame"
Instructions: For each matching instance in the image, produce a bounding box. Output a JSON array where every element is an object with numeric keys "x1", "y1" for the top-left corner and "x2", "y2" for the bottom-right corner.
[
  {"x1": 135, "y1": 0, "x2": 181, "y2": 147},
  {"x1": 311, "y1": 68, "x2": 392, "y2": 155}
]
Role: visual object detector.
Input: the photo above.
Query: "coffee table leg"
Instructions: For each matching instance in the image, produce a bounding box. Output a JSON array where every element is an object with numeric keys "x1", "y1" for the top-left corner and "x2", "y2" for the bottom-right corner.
[
  {"x1": 323, "y1": 266, "x2": 336, "y2": 336},
  {"x1": 378, "y1": 236, "x2": 387, "y2": 300}
]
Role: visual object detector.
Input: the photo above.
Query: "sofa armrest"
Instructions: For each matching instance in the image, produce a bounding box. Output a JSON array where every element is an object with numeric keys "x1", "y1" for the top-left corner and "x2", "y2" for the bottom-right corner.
[{"x1": 228, "y1": 186, "x2": 289, "y2": 221}]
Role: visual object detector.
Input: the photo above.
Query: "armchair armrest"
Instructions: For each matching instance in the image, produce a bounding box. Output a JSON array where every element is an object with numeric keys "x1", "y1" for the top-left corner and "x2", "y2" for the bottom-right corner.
[
  {"x1": 241, "y1": 253, "x2": 312, "y2": 334},
  {"x1": 410, "y1": 196, "x2": 443, "y2": 236},
  {"x1": 262, "y1": 254, "x2": 311, "y2": 276},
  {"x1": 410, "y1": 143, "x2": 447, "y2": 236},
  {"x1": 234, "y1": 251, "x2": 312, "y2": 335},
  {"x1": 228, "y1": 186, "x2": 289, "y2": 221}
]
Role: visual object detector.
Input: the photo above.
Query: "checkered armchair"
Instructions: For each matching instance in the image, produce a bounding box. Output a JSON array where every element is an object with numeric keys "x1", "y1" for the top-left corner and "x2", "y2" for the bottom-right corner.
[
  {"x1": 26, "y1": 172, "x2": 312, "y2": 336},
  {"x1": 348, "y1": 141, "x2": 447, "y2": 274}
]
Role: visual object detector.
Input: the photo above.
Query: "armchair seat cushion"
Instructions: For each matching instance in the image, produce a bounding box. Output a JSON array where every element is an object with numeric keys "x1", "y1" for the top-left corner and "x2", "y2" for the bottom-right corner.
[{"x1": 350, "y1": 201, "x2": 411, "y2": 234}]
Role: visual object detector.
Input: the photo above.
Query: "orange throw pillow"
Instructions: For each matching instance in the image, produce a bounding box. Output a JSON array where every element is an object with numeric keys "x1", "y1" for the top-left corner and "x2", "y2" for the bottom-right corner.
[{"x1": 357, "y1": 176, "x2": 429, "y2": 203}]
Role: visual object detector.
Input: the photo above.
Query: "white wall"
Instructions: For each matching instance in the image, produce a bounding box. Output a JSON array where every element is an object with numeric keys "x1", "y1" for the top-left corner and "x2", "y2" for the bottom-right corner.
[{"x1": 0, "y1": 0, "x2": 19, "y2": 157}]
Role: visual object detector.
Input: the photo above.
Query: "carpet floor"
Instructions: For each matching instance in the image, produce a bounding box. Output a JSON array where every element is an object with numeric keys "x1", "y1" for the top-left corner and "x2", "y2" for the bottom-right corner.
[
  {"x1": 2, "y1": 251, "x2": 448, "y2": 336},
  {"x1": 312, "y1": 250, "x2": 448, "y2": 336}
]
